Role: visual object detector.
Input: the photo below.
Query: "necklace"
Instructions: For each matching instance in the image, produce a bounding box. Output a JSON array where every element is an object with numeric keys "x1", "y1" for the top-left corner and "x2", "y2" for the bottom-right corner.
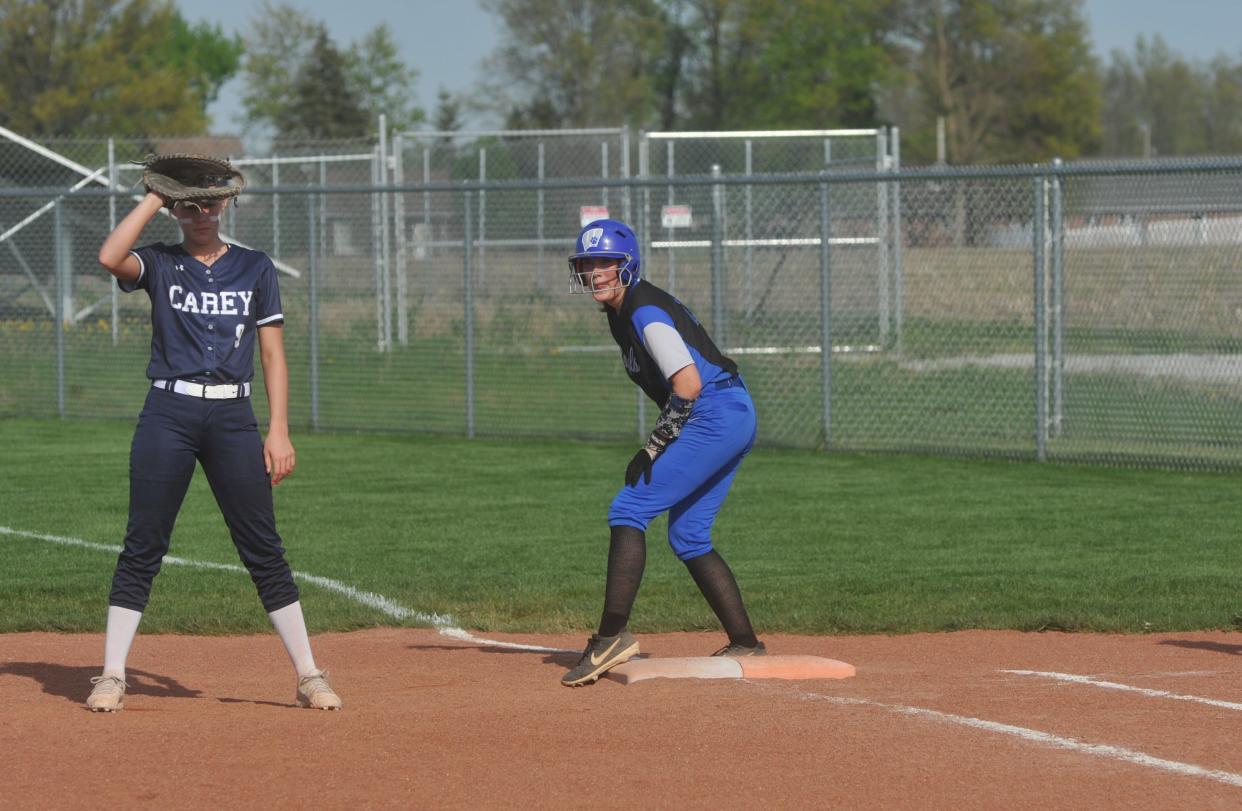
[{"x1": 192, "y1": 243, "x2": 228, "y2": 266}]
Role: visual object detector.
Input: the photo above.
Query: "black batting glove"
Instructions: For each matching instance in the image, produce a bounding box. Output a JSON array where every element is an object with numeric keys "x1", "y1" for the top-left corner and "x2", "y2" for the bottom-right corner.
[{"x1": 624, "y1": 448, "x2": 656, "y2": 487}]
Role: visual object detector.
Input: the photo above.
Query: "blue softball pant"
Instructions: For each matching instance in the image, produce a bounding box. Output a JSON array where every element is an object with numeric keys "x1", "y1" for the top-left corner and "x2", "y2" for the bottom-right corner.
[
  {"x1": 108, "y1": 387, "x2": 300, "y2": 613},
  {"x1": 608, "y1": 381, "x2": 757, "y2": 560}
]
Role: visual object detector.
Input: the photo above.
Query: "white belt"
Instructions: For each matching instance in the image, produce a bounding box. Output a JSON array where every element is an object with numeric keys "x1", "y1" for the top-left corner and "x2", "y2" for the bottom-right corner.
[{"x1": 153, "y1": 379, "x2": 250, "y2": 399}]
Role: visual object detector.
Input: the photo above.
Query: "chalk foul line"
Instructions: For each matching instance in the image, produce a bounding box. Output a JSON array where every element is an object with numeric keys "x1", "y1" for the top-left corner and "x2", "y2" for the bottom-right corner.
[
  {"x1": 0, "y1": 526, "x2": 572, "y2": 654},
  {"x1": 1002, "y1": 669, "x2": 1242, "y2": 712},
  {"x1": 749, "y1": 681, "x2": 1242, "y2": 790}
]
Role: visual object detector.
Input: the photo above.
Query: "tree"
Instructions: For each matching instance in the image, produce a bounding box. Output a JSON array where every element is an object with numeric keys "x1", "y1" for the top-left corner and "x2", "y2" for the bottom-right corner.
[
  {"x1": 1129, "y1": 36, "x2": 1208, "y2": 156},
  {"x1": 480, "y1": 0, "x2": 668, "y2": 128},
  {"x1": 347, "y1": 23, "x2": 424, "y2": 132},
  {"x1": 890, "y1": 0, "x2": 1101, "y2": 164},
  {"x1": 1203, "y1": 55, "x2": 1242, "y2": 155},
  {"x1": 239, "y1": 1, "x2": 322, "y2": 137},
  {"x1": 650, "y1": 3, "x2": 693, "y2": 129},
  {"x1": 241, "y1": 5, "x2": 424, "y2": 141},
  {"x1": 479, "y1": 0, "x2": 896, "y2": 131},
  {"x1": 674, "y1": 0, "x2": 746, "y2": 130},
  {"x1": 677, "y1": 0, "x2": 895, "y2": 130},
  {"x1": 160, "y1": 14, "x2": 243, "y2": 110},
  {"x1": 433, "y1": 89, "x2": 463, "y2": 134},
  {"x1": 0, "y1": 0, "x2": 241, "y2": 136},
  {"x1": 1100, "y1": 36, "x2": 1242, "y2": 157},
  {"x1": 276, "y1": 26, "x2": 368, "y2": 140}
]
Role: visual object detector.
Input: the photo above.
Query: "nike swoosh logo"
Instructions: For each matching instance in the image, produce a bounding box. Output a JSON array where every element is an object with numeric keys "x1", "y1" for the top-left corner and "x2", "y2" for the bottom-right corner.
[{"x1": 590, "y1": 638, "x2": 622, "y2": 666}]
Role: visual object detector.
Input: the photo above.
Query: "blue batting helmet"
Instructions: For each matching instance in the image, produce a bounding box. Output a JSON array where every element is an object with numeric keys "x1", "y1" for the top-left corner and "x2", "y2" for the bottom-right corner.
[{"x1": 569, "y1": 218, "x2": 641, "y2": 293}]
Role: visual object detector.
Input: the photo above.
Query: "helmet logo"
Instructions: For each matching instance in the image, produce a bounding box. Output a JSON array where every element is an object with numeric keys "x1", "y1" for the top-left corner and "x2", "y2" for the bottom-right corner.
[{"x1": 582, "y1": 227, "x2": 604, "y2": 250}]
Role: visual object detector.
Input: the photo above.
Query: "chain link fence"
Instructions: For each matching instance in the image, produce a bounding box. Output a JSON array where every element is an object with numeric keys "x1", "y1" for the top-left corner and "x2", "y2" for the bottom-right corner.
[{"x1": 4, "y1": 127, "x2": 1242, "y2": 469}]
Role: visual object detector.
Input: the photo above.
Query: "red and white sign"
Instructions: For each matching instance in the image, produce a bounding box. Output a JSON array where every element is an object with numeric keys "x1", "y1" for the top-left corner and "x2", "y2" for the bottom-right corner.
[
  {"x1": 580, "y1": 205, "x2": 609, "y2": 227},
  {"x1": 662, "y1": 205, "x2": 693, "y2": 228}
]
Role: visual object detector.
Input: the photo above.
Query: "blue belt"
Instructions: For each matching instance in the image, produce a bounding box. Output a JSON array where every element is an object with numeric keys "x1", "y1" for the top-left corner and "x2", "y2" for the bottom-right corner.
[{"x1": 711, "y1": 375, "x2": 745, "y2": 391}]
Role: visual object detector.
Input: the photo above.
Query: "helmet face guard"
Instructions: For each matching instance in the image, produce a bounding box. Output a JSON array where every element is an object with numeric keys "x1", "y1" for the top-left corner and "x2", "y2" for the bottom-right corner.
[
  {"x1": 569, "y1": 254, "x2": 637, "y2": 294},
  {"x1": 569, "y1": 219, "x2": 641, "y2": 294}
]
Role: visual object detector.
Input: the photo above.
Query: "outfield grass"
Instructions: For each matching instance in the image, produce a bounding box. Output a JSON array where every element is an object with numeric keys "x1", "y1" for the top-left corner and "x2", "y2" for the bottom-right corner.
[
  {"x1": 8, "y1": 312, "x2": 1242, "y2": 469},
  {"x1": 2, "y1": 417, "x2": 1240, "y2": 636}
]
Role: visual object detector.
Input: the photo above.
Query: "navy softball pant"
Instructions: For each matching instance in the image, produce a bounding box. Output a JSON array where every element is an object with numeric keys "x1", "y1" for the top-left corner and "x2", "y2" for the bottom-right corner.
[
  {"x1": 608, "y1": 381, "x2": 757, "y2": 560},
  {"x1": 108, "y1": 387, "x2": 299, "y2": 613}
]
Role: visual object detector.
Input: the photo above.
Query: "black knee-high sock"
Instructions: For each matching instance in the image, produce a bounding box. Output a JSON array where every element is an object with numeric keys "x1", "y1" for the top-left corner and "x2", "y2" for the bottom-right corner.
[
  {"x1": 684, "y1": 550, "x2": 758, "y2": 647},
  {"x1": 598, "y1": 525, "x2": 646, "y2": 637}
]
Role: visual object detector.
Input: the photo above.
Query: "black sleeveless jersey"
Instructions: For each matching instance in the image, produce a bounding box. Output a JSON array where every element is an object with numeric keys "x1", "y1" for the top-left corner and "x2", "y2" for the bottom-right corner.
[{"x1": 605, "y1": 279, "x2": 737, "y2": 408}]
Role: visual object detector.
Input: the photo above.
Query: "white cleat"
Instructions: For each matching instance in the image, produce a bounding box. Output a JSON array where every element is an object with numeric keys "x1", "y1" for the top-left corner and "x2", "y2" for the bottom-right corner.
[
  {"x1": 296, "y1": 670, "x2": 342, "y2": 710},
  {"x1": 86, "y1": 675, "x2": 127, "y2": 712}
]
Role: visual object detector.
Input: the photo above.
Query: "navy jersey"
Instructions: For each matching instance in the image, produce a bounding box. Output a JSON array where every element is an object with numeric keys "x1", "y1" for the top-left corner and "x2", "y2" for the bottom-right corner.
[
  {"x1": 120, "y1": 242, "x2": 284, "y2": 384},
  {"x1": 607, "y1": 279, "x2": 737, "y2": 408}
]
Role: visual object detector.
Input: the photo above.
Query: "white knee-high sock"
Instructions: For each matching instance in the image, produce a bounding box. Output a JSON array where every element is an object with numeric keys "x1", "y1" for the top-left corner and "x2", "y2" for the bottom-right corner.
[
  {"x1": 102, "y1": 606, "x2": 143, "y2": 679},
  {"x1": 268, "y1": 601, "x2": 318, "y2": 677}
]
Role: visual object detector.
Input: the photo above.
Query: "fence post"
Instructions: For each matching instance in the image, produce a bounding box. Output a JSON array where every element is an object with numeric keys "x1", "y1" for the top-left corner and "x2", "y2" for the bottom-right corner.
[
  {"x1": 227, "y1": 153, "x2": 236, "y2": 236},
  {"x1": 108, "y1": 138, "x2": 119, "y2": 345},
  {"x1": 819, "y1": 177, "x2": 833, "y2": 448},
  {"x1": 423, "y1": 145, "x2": 432, "y2": 255},
  {"x1": 711, "y1": 164, "x2": 726, "y2": 346},
  {"x1": 272, "y1": 156, "x2": 280, "y2": 257},
  {"x1": 537, "y1": 141, "x2": 545, "y2": 293},
  {"x1": 1051, "y1": 157, "x2": 1065, "y2": 438},
  {"x1": 744, "y1": 139, "x2": 754, "y2": 318},
  {"x1": 478, "y1": 147, "x2": 486, "y2": 290},
  {"x1": 891, "y1": 127, "x2": 904, "y2": 353},
  {"x1": 639, "y1": 132, "x2": 650, "y2": 274},
  {"x1": 371, "y1": 144, "x2": 385, "y2": 352},
  {"x1": 601, "y1": 139, "x2": 609, "y2": 210},
  {"x1": 54, "y1": 198, "x2": 66, "y2": 419},
  {"x1": 1033, "y1": 174, "x2": 1048, "y2": 461},
  {"x1": 379, "y1": 115, "x2": 393, "y2": 349},
  {"x1": 319, "y1": 159, "x2": 328, "y2": 261},
  {"x1": 394, "y1": 132, "x2": 408, "y2": 346},
  {"x1": 638, "y1": 134, "x2": 650, "y2": 439},
  {"x1": 464, "y1": 191, "x2": 476, "y2": 439},
  {"x1": 666, "y1": 139, "x2": 676, "y2": 294},
  {"x1": 308, "y1": 191, "x2": 320, "y2": 431},
  {"x1": 621, "y1": 127, "x2": 632, "y2": 223},
  {"x1": 876, "y1": 129, "x2": 890, "y2": 347}
]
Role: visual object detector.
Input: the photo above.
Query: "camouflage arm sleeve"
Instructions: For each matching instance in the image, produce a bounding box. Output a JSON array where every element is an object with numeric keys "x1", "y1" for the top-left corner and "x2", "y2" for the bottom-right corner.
[{"x1": 643, "y1": 393, "x2": 696, "y2": 457}]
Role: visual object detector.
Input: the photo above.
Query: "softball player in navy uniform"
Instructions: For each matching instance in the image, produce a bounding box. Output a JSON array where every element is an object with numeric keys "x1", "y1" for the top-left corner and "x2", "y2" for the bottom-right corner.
[
  {"x1": 87, "y1": 187, "x2": 341, "y2": 711},
  {"x1": 561, "y1": 219, "x2": 765, "y2": 686}
]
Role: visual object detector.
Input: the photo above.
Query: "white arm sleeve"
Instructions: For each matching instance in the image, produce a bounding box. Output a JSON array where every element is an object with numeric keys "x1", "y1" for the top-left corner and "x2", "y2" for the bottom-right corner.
[{"x1": 642, "y1": 321, "x2": 695, "y2": 380}]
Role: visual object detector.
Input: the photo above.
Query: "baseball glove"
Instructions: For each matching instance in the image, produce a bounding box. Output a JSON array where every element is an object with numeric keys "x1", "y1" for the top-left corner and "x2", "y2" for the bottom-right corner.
[{"x1": 135, "y1": 153, "x2": 245, "y2": 208}]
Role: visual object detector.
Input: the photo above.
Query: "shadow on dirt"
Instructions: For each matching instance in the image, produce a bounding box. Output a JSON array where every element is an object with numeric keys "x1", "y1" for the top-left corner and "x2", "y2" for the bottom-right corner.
[
  {"x1": 216, "y1": 696, "x2": 293, "y2": 708},
  {"x1": 1157, "y1": 640, "x2": 1242, "y2": 656},
  {"x1": 0, "y1": 662, "x2": 202, "y2": 704}
]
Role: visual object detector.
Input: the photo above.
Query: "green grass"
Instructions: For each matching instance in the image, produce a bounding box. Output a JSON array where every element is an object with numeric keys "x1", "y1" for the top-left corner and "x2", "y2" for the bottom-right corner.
[{"x1": 2, "y1": 417, "x2": 1241, "y2": 636}]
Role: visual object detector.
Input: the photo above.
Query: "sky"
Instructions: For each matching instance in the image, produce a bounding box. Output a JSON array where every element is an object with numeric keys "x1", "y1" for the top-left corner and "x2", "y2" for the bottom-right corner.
[{"x1": 178, "y1": 0, "x2": 1242, "y2": 139}]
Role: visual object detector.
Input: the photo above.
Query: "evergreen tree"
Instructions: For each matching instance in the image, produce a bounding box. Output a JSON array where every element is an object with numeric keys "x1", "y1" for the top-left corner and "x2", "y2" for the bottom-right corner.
[{"x1": 276, "y1": 27, "x2": 369, "y2": 140}]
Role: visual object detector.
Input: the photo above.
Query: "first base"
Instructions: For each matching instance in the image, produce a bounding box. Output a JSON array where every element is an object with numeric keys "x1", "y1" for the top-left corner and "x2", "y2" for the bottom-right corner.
[{"x1": 606, "y1": 655, "x2": 855, "y2": 685}]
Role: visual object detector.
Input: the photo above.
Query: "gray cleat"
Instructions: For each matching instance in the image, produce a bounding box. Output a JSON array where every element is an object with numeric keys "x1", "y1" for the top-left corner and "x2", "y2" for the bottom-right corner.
[
  {"x1": 712, "y1": 640, "x2": 767, "y2": 657},
  {"x1": 561, "y1": 630, "x2": 640, "y2": 686}
]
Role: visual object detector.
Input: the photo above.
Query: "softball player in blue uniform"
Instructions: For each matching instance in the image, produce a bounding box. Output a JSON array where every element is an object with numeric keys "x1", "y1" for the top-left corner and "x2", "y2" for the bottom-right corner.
[
  {"x1": 87, "y1": 185, "x2": 341, "y2": 711},
  {"x1": 562, "y1": 219, "x2": 765, "y2": 686}
]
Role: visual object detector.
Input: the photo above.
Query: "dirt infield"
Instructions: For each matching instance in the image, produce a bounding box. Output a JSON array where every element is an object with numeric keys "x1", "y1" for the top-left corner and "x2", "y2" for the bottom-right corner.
[{"x1": 3, "y1": 628, "x2": 1241, "y2": 809}]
